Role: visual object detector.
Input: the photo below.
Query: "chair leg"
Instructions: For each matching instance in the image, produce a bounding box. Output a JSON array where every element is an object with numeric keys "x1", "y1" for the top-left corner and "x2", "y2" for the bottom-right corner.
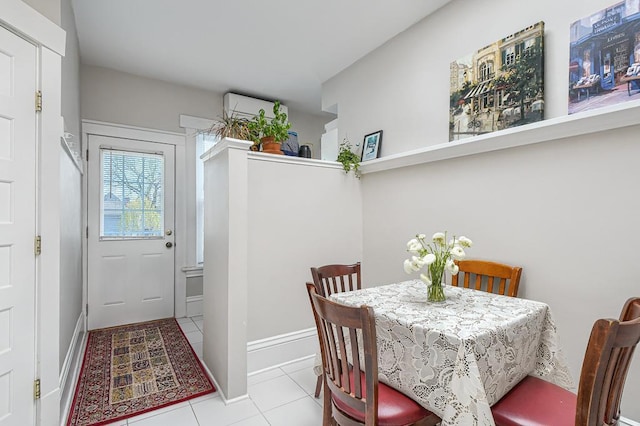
[
  {"x1": 314, "y1": 375, "x2": 323, "y2": 398},
  {"x1": 322, "y1": 379, "x2": 332, "y2": 426}
]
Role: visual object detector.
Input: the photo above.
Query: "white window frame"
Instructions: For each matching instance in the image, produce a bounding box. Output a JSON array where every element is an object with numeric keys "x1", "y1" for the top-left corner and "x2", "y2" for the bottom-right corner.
[
  {"x1": 195, "y1": 132, "x2": 217, "y2": 264},
  {"x1": 179, "y1": 115, "x2": 217, "y2": 268}
]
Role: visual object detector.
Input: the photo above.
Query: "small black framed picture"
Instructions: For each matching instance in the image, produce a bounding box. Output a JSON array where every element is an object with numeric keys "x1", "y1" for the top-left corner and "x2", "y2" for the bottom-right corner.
[{"x1": 361, "y1": 130, "x2": 382, "y2": 161}]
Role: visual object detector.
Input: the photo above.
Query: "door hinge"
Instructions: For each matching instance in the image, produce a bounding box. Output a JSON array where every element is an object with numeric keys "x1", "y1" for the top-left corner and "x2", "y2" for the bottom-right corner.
[
  {"x1": 86, "y1": 304, "x2": 88, "y2": 315},
  {"x1": 34, "y1": 235, "x2": 41, "y2": 256},
  {"x1": 86, "y1": 149, "x2": 89, "y2": 161},
  {"x1": 34, "y1": 379, "x2": 41, "y2": 400},
  {"x1": 35, "y1": 91, "x2": 42, "y2": 112},
  {"x1": 86, "y1": 226, "x2": 88, "y2": 238}
]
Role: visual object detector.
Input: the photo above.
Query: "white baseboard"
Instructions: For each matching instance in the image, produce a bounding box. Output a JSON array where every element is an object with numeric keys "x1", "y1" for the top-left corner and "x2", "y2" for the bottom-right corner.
[
  {"x1": 621, "y1": 416, "x2": 640, "y2": 426},
  {"x1": 59, "y1": 313, "x2": 87, "y2": 426},
  {"x1": 247, "y1": 327, "x2": 317, "y2": 374},
  {"x1": 198, "y1": 356, "x2": 249, "y2": 405},
  {"x1": 186, "y1": 295, "x2": 203, "y2": 317}
]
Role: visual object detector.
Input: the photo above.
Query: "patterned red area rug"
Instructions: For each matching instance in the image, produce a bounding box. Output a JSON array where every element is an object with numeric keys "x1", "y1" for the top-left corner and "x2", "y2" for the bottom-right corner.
[{"x1": 67, "y1": 318, "x2": 215, "y2": 426}]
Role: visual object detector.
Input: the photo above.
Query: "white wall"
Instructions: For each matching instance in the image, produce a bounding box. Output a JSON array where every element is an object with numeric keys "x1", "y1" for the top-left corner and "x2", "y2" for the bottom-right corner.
[
  {"x1": 286, "y1": 109, "x2": 328, "y2": 159},
  {"x1": 322, "y1": 0, "x2": 640, "y2": 421},
  {"x1": 59, "y1": 0, "x2": 83, "y2": 372},
  {"x1": 246, "y1": 157, "x2": 362, "y2": 341},
  {"x1": 203, "y1": 141, "x2": 362, "y2": 397},
  {"x1": 81, "y1": 65, "x2": 223, "y2": 134},
  {"x1": 323, "y1": 0, "x2": 616, "y2": 155},
  {"x1": 203, "y1": 141, "x2": 250, "y2": 400},
  {"x1": 186, "y1": 275, "x2": 203, "y2": 298},
  {"x1": 358, "y1": 126, "x2": 640, "y2": 419},
  {"x1": 203, "y1": 147, "x2": 233, "y2": 395},
  {"x1": 80, "y1": 65, "x2": 331, "y2": 149},
  {"x1": 22, "y1": 0, "x2": 60, "y2": 25},
  {"x1": 80, "y1": 66, "x2": 335, "y2": 309},
  {"x1": 61, "y1": 0, "x2": 80, "y2": 140},
  {"x1": 58, "y1": 148, "x2": 82, "y2": 367}
]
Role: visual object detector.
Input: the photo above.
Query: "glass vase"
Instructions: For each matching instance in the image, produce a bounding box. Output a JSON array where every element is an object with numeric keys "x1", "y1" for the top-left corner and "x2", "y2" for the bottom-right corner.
[{"x1": 427, "y1": 282, "x2": 446, "y2": 302}]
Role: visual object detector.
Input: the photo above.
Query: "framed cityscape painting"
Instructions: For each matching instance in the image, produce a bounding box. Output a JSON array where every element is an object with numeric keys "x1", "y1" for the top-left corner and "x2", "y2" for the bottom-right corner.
[
  {"x1": 569, "y1": 0, "x2": 640, "y2": 114},
  {"x1": 449, "y1": 22, "x2": 545, "y2": 141}
]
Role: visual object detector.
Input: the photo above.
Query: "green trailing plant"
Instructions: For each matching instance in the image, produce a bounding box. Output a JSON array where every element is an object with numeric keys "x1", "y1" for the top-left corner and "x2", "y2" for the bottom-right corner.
[
  {"x1": 208, "y1": 109, "x2": 253, "y2": 141},
  {"x1": 337, "y1": 138, "x2": 360, "y2": 178},
  {"x1": 247, "y1": 100, "x2": 291, "y2": 144}
]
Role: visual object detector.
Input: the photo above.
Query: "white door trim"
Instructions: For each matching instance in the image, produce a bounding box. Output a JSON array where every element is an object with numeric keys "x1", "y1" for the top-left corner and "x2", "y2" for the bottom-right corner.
[
  {"x1": 0, "y1": 0, "x2": 65, "y2": 55},
  {"x1": 38, "y1": 47, "x2": 64, "y2": 426},
  {"x1": 81, "y1": 120, "x2": 188, "y2": 324},
  {"x1": 1, "y1": 6, "x2": 65, "y2": 425}
]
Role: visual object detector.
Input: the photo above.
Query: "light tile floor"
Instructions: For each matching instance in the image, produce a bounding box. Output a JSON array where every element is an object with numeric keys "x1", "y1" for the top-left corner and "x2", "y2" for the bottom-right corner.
[{"x1": 103, "y1": 316, "x2": 324, "y2": 425}]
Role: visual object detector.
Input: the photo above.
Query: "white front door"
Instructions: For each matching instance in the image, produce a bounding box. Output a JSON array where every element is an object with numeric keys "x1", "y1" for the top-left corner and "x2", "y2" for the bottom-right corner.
[
  {"x1": 87, "y1": 135, "x2": 175, "y2": 330},
  {"x1": 0, "y1": 26, "x2": 37, "y2": 425}
]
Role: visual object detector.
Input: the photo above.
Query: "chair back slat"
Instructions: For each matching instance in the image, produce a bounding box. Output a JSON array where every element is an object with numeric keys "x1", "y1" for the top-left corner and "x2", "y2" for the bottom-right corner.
[
  {"x1": 306, "y1": 283, "x2": 377, "y2": 424},
  {"x1": 350, "y1": 328, "x2": 363, "y2": 399},
  {"x1": 337, "y1": 326, "x2": 350, "y2": 393},
  {"x1": 311, "y1": 263, "x2": 361, "y2": 297},
  {"x1": 451, "y1": 259, "x2": 522, "y2": 297},
  {"x1": 323, "y1": 320, "x2": 340, "y2": 385},
  {"x1": 576, "y1": 297, "x2": 640, "y2": 426},
  {"x1": 309, "y1": 263, "x2": 362, "y2": 401}
]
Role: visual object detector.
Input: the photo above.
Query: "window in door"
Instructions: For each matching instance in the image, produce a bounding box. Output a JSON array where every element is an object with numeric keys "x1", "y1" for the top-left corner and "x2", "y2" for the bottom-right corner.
[{"x1": 100, "y1": 148, "x2": 165, "y2": 238}]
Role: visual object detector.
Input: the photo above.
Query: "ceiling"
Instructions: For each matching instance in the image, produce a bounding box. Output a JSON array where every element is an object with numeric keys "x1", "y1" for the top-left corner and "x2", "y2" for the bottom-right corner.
[{"x1": 72, "y1": 0, "x2": 451, "y2": 116}]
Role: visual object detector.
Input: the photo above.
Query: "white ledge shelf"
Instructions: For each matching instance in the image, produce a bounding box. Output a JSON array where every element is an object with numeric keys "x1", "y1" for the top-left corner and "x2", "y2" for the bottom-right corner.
[
  {"x1": 247, "y1": 151, "x2": 343, "y2": 170},
  {"x1": 201, "y1": 137, "x2": 344, "y2": 170},
  {"x1": 360, "y1": 99, "x2": 640, "y2": 174}
]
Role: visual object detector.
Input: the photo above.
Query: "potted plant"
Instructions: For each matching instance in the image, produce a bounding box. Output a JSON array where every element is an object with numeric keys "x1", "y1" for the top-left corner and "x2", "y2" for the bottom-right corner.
[
  {"x1": 337, "y1": 138, "x2": 360, "y2": 178},
  {"x1": 247, "y1": 100, "x2": 291, "y2": 154},
  {"x1": 207, "y1": 109, "x2": 253, "y2": 141}
]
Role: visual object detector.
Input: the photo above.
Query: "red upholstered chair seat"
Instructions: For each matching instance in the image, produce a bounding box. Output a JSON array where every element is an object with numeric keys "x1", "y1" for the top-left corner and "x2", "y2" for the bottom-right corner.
[
  {"x1": 491, "y1": 376, "x2": 577, "y2": 426},
  {"x1": 490, "y1": 298, "x2": 640, "y2": 426},
  {"x1": 332, "y1": 367, "x2": 434, "y2": 426}
]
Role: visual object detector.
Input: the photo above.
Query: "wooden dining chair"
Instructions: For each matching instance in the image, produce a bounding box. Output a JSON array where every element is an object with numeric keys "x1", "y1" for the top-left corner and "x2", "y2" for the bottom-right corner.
[
  {"x1": 311, "y1": 262, "x2": 361, "y2": 397},
  {"x1": 491, "y1": 297, "x2": 640, "y2": 426},
  {"x1": 311, "y1": 262, "x2": 361, "y2": 298},
  {"x1": 306, "y1": 283, "x2": 441, "y2": 426},
  {"x1": 451, "y1": 259, "x2": 522, "y2": 297}
]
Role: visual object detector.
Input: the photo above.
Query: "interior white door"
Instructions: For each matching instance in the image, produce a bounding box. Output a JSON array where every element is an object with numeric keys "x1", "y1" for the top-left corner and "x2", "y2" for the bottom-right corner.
[
  {"x1": 88, "y1": 135, "x2": 175, "y2": 330},
  {"x1": 0, "y1": 26, "x2": 37, "y2": 426}
]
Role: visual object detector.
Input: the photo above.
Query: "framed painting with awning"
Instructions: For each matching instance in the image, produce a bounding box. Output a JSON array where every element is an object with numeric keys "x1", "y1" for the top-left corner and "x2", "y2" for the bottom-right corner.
[{"x1": 449, "y1": 22, "x2": 545, "y2": 141}]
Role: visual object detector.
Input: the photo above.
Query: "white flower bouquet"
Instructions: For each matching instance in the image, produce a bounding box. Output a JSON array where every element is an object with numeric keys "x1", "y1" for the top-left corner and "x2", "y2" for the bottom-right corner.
[{"x1": 403, "y1": 232, "x2": 473, "y2": 302}]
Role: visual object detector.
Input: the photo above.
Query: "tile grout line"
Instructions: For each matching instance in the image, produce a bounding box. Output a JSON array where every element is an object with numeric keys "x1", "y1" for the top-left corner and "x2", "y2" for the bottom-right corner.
[
  {"x1": 187, "y1": 400, "x2": 201, "y2": 426},
  {"x1": 181, "y1": 317, "x2": 321, "y2": 425},
  {"x1": 250, "y1": 368, "x2": 318, "y2": 418}
]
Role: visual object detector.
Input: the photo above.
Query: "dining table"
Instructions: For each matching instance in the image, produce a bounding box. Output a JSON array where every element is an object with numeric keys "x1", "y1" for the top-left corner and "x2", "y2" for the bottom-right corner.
[{"x1": 328, "y1": 280, "x2": 575, "y2": 426}]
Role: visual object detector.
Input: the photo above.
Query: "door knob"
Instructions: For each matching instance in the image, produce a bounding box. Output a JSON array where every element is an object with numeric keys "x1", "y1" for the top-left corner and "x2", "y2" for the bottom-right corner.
[{"x1": 166, "y1": 242, "x2": 173, "y2": 248}]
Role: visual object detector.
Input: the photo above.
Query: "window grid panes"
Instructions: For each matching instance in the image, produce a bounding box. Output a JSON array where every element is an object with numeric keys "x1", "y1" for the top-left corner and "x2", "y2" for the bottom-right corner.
[{"x1": 100, "y1": 148, "x2": 165, "y2": 238}]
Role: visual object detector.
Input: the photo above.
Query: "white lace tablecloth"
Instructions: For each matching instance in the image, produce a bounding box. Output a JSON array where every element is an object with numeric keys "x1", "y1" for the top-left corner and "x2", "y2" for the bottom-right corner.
[{"x1": 329, "y1": 280, "x2": 574, "y2": 426}]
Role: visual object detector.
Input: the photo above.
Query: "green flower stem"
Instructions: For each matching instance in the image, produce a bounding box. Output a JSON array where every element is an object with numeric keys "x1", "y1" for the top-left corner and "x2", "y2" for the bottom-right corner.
[
  {"x1": 417, "y1": 232, "x2": 448, "y2": 302},
  {"x1": 427, "y1": 283, "x2": 446, "y2": 302},
  {"x1": 427, "y1": 253, "x2": 447, "y2": 303}
]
